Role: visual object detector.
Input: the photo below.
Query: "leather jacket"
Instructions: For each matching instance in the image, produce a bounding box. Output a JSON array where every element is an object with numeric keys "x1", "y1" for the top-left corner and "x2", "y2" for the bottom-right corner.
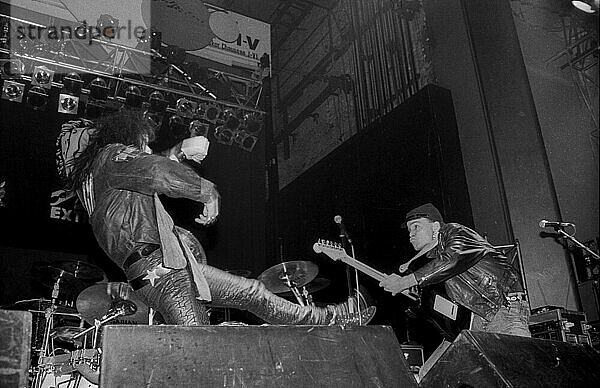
[
  {"x1": 413, "y1": 223, "x2": 518, "y2": 321},
  {"x1": 82, "y1": 144, "x2": 218, "y2": 268}
]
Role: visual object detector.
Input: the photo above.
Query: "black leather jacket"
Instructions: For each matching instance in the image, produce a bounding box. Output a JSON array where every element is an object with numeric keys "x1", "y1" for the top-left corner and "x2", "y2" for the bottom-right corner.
[
  {"x1": 413, "y1": 223, "x2": 518, "y2": 321},
  {"x1": 83, "y1": 144, "x2": 218, "y2": 268}
]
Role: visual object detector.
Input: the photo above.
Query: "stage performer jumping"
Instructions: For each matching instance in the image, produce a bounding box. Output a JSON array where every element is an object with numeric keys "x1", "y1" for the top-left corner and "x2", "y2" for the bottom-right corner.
[{"x1": 58, "y1": 110, "x2": 373, "y2": 326}]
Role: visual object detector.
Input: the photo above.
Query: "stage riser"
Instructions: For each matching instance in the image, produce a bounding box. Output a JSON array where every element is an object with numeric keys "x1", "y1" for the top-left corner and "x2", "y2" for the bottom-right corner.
[
  {"x1": 420, "y1": 330, "x2": 600, "y2": 387},
  {"x1": 0, "y1": 310, "x2": 32, "y2": 388},
  {"x1": 99, "y1": 325, "x2": 417, "y2": 387}
]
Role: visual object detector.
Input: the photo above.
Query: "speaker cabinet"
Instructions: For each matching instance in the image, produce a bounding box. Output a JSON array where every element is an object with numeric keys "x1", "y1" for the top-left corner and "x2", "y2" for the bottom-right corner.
[
  {"x1": 0, "y1": 310, "x2": 32, "y2": 388},
  {"x1": 420, "y1": 330, "x2": 600, "y2": 387},
  {"x1": 100, "y1": 325, "x2": 416, "y2": 387}
]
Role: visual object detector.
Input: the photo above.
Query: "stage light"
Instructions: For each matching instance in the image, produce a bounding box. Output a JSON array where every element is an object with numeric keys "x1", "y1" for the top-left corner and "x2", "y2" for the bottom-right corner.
[
  {"x1": 190, "y1": 120, "x2": 209, "y2": 137},
  {"x1": 58, "y1": 95, "x2": 79, "y2": 114},
  {"x1": 202, "y1": 104, "x2": 221, "y2": 123},
  {"x1": 97, "y1": 14, "x2": 120, "y2": 39},
  {"x1": 214, "y1": 126, "x2": 234, "y2": 145},
  {"x1": 89, "y1": 77, "x2": 109, "y2": 100},
  {"x1": 31, "y1": 65, "x2": 54, "y2": 89},
  {"x1": 240, "y1": 134, "x2": 258, "y2": 152},
  {"x1": 223, "y1": 109, "x2": 241, "y2": 130},
  {"x1": 233, "y1": 130, "x2": 258, "y2": 152},
  {"x1": 1, "y1": 60, "x2": 25, "y2": 77},
  {"x1": 27, "y1": 86, "x2": 48, "y2": 110},
  {"x1": 148, "y1": 90, "x2": 168, "y2": 112},
  {"x1": 243, "y1": 113, "x2": 263, "y2": 135},
  {"x1": 2, "y1": 80, "x2": 25, "y2": 102},
  {"x1": 124, "y1": 85, "x2": 142, "y2": 108},
  {"x1": 572, "y1": 1, "x2": 599, "y2": 13},
  {"x1": 176, "y1": 98, "x2": 197, "y2": 118},
  {"x1": 62, "y1": 73, "x2": 84, "y2": 95}
]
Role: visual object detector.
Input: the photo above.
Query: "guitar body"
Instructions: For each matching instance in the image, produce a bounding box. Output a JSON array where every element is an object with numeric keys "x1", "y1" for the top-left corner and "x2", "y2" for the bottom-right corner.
[{"x1": 403, "y1": 256, "x2": 471, "y2": 357}]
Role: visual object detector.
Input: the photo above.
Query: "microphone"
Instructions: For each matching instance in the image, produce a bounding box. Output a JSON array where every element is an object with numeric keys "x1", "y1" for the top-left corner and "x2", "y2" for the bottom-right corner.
[
  {"x1": 539, "y1": 219, "x2": 574, "y2": 228},
  {"x1": 334, "y1": 215, "x2": 352, "y2": 243}
]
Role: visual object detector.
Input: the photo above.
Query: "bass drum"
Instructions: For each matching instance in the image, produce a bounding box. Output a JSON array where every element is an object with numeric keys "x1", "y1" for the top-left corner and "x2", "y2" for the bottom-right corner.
[{"x1": 38, "y1": 372, "x2": 96, "y2": 388}]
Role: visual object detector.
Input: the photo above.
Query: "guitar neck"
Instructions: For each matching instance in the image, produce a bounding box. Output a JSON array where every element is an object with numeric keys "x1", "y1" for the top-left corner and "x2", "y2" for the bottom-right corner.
[
  {"x1": 339, "y1": 253, "x2": 418, "y2": 301},
  {"x1": 341, "y1": 256, "x2": 386, "y2": 282}
]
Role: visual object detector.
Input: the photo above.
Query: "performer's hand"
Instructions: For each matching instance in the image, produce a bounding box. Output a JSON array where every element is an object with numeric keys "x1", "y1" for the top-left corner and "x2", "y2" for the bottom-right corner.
[
  {"x1": 195, "y1": 195, "x2": 220, "y2": 225},
  {"x1": 379, "y1": 273, "x2": 418, "y2": 296}
]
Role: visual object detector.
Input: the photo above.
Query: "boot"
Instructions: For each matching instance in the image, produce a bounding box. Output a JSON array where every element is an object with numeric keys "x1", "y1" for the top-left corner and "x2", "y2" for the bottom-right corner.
[{"x1": 327, "y1": 296, "x2": 376, "y2": 326}]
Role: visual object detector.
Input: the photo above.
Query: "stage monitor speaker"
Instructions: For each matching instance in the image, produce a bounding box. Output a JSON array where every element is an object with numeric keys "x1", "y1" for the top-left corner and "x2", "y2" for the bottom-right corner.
[
  {"x1": 0, "y1": 310, "x2": 32, "y2": 388},
  {"x1": 420, "y1": 330, "x2": 600, "y2": 387},
  {"x1": 100, "y1": 325, "x2": 417, "y2": 387}
]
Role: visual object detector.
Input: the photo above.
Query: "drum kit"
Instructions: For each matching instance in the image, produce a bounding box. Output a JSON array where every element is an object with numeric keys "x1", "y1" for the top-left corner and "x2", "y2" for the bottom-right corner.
[{"x1": 2, "y1": 260, "x2": 147, "y2": 388}]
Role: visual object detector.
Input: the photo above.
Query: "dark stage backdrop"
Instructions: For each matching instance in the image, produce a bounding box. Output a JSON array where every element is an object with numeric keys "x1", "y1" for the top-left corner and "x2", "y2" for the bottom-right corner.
[
  {"x1": 275, "y1": 85, "x2": 473, "y2": 339},
  {"x1": 0, "y1": 95, "x2": 266, "y2": 305}
]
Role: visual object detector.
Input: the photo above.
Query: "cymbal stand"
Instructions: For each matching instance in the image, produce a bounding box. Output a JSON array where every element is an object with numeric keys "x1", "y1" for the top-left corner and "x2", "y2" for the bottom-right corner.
[
  {"x1": 72, "y1": 306, "x2": 129, "y2": 348},
  {"x1": 300, "y1": 286, "x2": 315, "y2": 306},
  {"x1": 33, "y1": 272, "x2": 65, "y2": 388},
  {"x1": 280, "y1": 263, "x2": 305, "y2": 306}
]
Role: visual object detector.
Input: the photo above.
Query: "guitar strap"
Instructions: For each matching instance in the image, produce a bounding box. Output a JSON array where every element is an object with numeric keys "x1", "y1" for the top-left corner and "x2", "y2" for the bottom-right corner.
[{"x1": 399, "y1": 241, "x2": 438, "y2": 273}]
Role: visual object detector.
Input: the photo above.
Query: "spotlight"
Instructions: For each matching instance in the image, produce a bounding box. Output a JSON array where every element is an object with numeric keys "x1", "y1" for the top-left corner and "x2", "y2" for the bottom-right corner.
[
  {"x1": 243, "y1": 113, "x2": 263, "y2": 135},
  {"x1": 190, "y1": 120, "x2": 209, "y2": 137},
  {"x1": 62, "y1": 73, "x2": 84, "y2": 95},
  {"x1": 58, "y1": 94, "x2": 79, "y2": 114},
  {"x1": 148, "y1": 90, "x2": 168, "y2": 112},
  {"x1": 1, "y1": 60, "x2": 25, "y2": 77},
  {"x1": 89, "y1": 77, "x2": 109, "y2": 100},
  {"x1": 2, "y1": 80, "x2": 25, "y2": 102},
  {"x1": 124, "y1": 85, "x2": 142, "y2": 108},
  {"x1": 97, "y1": 14, "x2": 120, "y2": 39},
  {"x1": 31, "y1": 65, "x2": 54, "y2": 89},
  {"x1": 214, "y1": 126, "x2": 234, "y2": 145},
  {"x1": 572, "y1": 1, "x2": 599, "y2": 13},
  {"x1": 239, "y1": 134, "x2": 258, "y2": 152},
  {"x1": 202, "y1": 104, "x2": 221, "y2": 123},
  {"x1": 223, "y1": 109, "x2": 241, "y2": 131},
  {"x1": 233, "y1": 130, "x2": 258, "y2": 152},
  {"x1": 27, "y1": 86, "x2": 48, "y2": 110},
  {"x1": 176, "y1": 98, "x2": 197, "y2": 119}
]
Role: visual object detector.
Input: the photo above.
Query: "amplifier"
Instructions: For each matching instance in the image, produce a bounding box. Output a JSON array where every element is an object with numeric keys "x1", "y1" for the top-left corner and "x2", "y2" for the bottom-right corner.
[{"x1": 529, "y1": 307, "x2": 591, "y2": 345}]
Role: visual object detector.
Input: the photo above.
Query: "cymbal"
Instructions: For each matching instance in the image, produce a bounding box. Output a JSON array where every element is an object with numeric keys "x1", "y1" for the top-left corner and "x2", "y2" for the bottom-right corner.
[
  {"x1": 76, "y1": 282, "x2": 149, "y2": 325},
  {"x1": 225, "y1": 269, "x2": 252, "y2": 278},
  {"x1": 258, "y1": 261, "x2": 318, "y2": 294},
  {"x1": 282, "y1": 277, "x2": 331, "y2": 296},
  {"x1": 53, "y1": 260, "x2": 104, "y2": 280},
  {"x1": 34, "y1": 265, "x2": 86, "y2": 290}
]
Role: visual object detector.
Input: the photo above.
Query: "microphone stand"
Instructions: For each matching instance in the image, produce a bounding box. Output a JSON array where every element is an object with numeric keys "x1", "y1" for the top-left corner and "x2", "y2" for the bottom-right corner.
[{"x1": 556, "y1": 229, "x2": 600, "y2": 261}]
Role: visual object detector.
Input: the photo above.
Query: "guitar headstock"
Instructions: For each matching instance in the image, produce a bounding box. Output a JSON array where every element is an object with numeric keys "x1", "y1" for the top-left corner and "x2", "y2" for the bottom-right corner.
[{"x1": 313, "y1": 239, "x2": 347, "y2": 262}]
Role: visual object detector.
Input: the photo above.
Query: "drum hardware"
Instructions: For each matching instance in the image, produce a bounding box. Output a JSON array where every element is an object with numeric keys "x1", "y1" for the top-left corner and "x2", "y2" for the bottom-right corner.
[
  {"x1": 72, "y1": 300, "x2": 138, "y2": 347},
  {"x1": 76, "y1": 282, "x2": 150, "y2": 325}
]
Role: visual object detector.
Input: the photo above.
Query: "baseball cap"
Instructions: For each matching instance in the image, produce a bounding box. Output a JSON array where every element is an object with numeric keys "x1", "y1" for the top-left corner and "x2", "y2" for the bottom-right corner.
[{"x1": 401, "y1": 203, "x2": 444, "y2": 228}]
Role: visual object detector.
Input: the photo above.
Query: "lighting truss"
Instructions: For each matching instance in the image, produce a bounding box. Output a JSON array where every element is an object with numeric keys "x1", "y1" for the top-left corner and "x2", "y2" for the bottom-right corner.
[{"x1": 0, "y1": 13, "x2": 265, "y2": 116}]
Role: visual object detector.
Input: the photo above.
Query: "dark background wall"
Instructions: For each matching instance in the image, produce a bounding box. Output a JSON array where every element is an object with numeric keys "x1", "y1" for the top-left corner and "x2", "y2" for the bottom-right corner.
[{"x1": 274, "y1": 85, "x2": 472, "y2": 336}]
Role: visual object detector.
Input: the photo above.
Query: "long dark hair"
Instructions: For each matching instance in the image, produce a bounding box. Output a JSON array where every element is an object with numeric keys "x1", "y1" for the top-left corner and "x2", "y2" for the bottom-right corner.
[{"x1": 70, "y1": 109, "x2": 153, "y2": 190}]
